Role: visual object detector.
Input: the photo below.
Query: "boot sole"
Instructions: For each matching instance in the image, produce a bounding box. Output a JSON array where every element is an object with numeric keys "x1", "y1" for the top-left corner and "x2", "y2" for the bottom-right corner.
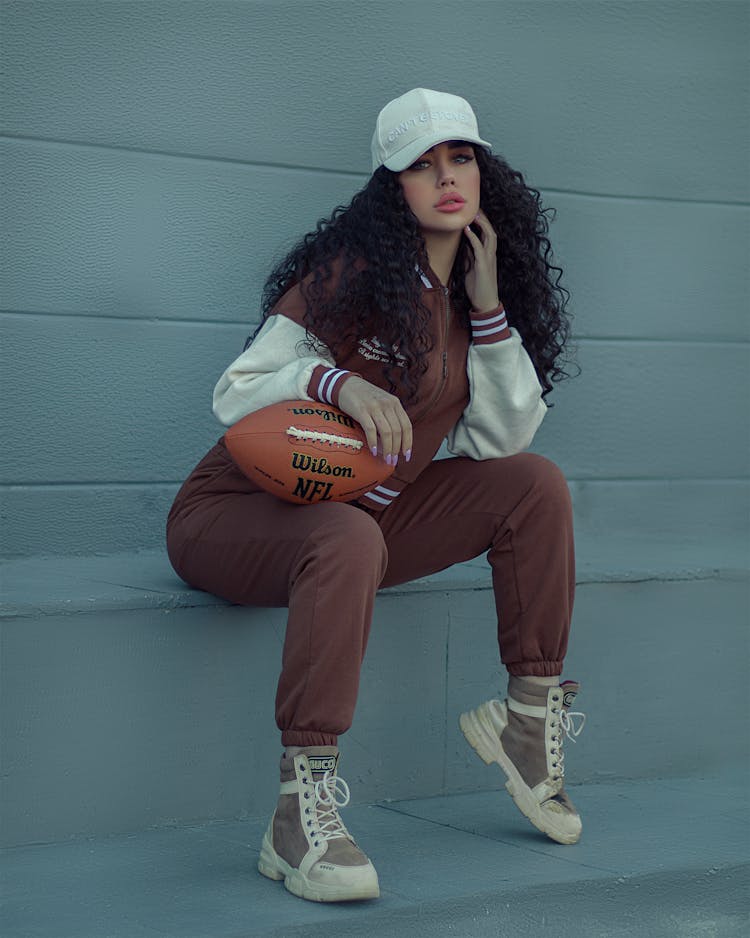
[
  {"x1": 258, "y1": 829, "x2": 380, "y2": 902},
  {"x1": 460, "y1": 702, "x2": 582, "y2": 845}
]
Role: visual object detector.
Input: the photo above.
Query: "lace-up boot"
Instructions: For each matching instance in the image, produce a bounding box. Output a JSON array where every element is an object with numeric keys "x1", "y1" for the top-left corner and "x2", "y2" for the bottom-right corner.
[
  {"x1": 258, "y1": 746, "x2": 379, "y2": 902},
  {"x1": 460, "y1": 678, "x2": 585, "y2": 844}
]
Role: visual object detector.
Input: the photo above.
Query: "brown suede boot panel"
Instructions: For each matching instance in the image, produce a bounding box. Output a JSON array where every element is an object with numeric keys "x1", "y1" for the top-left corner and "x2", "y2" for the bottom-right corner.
[
  {"x1": 320, "y1": 835, "x2": 369, "y2": 867},
  {"x1": 272, "y1": 794, "x2": 309, "y2": 868},
  {"x1": 547, "y1": 787, "x2": 576, "y2": 811},
  {"x1": 502, "y1": 709, "x2": 550, "y2": 788}
]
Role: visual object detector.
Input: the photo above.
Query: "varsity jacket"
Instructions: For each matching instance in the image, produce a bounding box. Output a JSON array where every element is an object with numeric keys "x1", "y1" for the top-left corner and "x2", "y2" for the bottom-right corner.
[{"x1": 213, "y1": 266, "x2": 547, "y2": 512}]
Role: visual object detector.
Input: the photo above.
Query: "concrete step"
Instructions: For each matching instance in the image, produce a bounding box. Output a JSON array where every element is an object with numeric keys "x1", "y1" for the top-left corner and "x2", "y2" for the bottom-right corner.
[
  {"x1": 2, "y1": 774, "x2": 747, "y2": 938},
  {"x1": 1, "y1": 536, "x2": 747, "y2": 846}
]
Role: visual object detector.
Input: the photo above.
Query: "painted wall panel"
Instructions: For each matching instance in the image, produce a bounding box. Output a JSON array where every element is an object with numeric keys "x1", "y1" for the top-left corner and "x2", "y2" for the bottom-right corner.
[
  {"x1": 3, "y1": 480, "x2": 747, "y2": 559},
  {"x1": 2, "y1": 315, "x2": 746, "y2": 483},
  {"x1": 531, "y1": 340, "x2": 749, "y2": 479},
  {"x1": 3, "y1": 140, "x2": 747, "y2": 342},
  {"x1": 0, "y1": 139, "x2": 362, "y2": 323},
  {"x1": 2, "y1": 1, "x2": 747, "y2": 201},
  {"x1": 552, "y1": 195, "x2": 750, "y2": 342},
  {"x1": 1, "y1": 363, "x2": 747, "y2": 560},
  {"x1": 1, "y1": 0, "x2": 747, "y2": 558},
  {"x1": 0, "y1": 485, "x2": 180, "y2": 558},
  {"x1": 1, "y1": 315, "x2": 232, "y2": 484},
  {"x1": 2, "y1": 577, "x2": 747, "y2": 841},
  {"x1": 568, "y1": 479, "x2": 750, "y2": 542}
]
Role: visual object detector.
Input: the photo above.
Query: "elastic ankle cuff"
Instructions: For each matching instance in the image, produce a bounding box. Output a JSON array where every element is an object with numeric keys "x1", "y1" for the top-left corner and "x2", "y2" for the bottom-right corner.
[
  {"x1": 281, "y1": 730, "x2": 339, "y2": 747},
  {"x1": 506, "y1": 661, "x2": 563, "y2": 678}
]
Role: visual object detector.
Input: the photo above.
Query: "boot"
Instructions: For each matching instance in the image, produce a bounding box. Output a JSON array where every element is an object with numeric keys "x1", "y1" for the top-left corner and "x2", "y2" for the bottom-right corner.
[
  {"x1": 257, "y1": 746, "x2": 380, "y2": 902},
  {"x1": 460, "y1": 678, "x2": 586, "y2": 844}
]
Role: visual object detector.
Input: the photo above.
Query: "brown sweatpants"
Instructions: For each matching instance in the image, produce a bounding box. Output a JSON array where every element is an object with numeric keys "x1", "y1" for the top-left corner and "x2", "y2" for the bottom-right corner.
[{"x1": 166, "y1": 440, "x2": 575, "y2": 747}]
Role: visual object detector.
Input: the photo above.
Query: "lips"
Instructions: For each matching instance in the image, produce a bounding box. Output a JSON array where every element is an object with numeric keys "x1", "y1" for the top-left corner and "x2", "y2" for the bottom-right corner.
[{"x1": 435, "y1": 192, "x2": 466, "y2": 208}]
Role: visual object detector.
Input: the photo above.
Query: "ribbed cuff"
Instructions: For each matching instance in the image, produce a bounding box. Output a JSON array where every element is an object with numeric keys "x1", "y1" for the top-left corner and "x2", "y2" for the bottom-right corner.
[
  {"x1": 307, "y1": 365, "x2": 357, "y2": 407},
  {"x1": 506, "y1": 660, "x2": 564, "y2": 678},
  {"x1": 281, "y1": 729, "x2": 339, "y2": 747},
  {"x1": 470, "y1": 304, "x2": 511, "y2": 344}
]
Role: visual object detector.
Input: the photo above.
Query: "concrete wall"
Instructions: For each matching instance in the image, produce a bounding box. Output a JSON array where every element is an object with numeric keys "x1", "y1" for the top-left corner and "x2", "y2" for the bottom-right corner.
[
  {"x1": 1, "y1": 0, "x2": 748, "y2": 558},
  {"x1": 3, "y1": 573, "x2": 747, "y2": 846}
]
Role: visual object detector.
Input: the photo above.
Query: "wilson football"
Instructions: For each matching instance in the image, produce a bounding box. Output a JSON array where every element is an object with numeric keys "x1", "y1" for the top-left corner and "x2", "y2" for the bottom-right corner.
[{"x1": 224, "y1": 399, "x2": 394, "y2": 504}]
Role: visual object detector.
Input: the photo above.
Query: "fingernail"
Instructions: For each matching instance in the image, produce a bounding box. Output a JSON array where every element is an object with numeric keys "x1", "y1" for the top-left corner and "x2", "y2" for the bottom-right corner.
[
  {"x1": 394, "y1": 455, "x2": 399, "y2": 467},
  {"x1": 405, "y1": 449, "x2": 412, "y2": 462},
  {"x1": 371, "y1": 446, "x2": 378, "y2": 457}
]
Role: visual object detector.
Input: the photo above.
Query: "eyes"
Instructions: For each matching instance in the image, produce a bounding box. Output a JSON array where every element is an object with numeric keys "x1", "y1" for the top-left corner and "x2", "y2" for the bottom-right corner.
[{"x1": 406, "y1": 151, "x2": 475, "y2": 172}]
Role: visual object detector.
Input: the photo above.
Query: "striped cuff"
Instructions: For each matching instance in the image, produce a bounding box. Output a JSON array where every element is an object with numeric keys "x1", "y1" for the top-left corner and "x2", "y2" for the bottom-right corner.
[
  {"x1": 470, "y1": 304, "x2": 511, "y2": 345},
  {"x1": 308, "y1": 365, "x2": 357, "y2": 407}
]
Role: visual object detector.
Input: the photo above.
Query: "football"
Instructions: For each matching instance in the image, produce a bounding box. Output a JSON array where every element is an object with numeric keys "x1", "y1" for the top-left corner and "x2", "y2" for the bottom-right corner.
[{"x1": 224, "y1": 399, "x2": 394, "y2": 505}]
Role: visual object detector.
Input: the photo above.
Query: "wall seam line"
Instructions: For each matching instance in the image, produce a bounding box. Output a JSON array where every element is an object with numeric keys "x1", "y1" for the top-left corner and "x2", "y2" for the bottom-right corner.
[{"x1": 2, "y1": 133, "x2": 748, "y2": 207}]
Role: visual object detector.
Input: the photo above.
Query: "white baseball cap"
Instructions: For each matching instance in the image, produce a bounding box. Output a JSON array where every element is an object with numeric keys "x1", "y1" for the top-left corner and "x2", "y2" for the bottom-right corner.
[{"x1": 371, "y1": 87, "x2": 492, "y2": 172}]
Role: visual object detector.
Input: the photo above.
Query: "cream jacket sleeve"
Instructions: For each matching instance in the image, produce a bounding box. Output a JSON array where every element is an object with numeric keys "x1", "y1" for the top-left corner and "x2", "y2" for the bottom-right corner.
[
  {"x1": 446, "y1": 308, "x2": 548, "y2": 459},
  {"x1": 213, "y1": 315, "x2": 337, "y2": 426}
]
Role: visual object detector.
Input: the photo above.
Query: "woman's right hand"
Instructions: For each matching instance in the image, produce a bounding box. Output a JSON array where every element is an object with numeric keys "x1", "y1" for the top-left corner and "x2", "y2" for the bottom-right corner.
[{"x1": 337, "y1": 376, "x2": 412, "y2": 466}]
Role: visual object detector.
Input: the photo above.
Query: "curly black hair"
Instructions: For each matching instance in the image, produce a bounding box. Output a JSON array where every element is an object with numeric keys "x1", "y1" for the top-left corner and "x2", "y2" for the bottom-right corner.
[{"x1": 247, "y1": 146, "x2": 576, "y2": 402}]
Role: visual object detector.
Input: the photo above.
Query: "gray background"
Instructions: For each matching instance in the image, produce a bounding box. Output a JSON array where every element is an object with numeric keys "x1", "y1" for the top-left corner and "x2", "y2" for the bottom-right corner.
[
  {"x1": 2, "y1": 0, "x2": 748, "y2": 558},
  {"x1": 1, "y1": 13, "x2": 749, "y2": 916}
]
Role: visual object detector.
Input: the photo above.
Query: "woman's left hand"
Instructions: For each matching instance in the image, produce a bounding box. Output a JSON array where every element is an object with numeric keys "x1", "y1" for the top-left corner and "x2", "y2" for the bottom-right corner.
[{"x1": 463, "y1": 209, "x2": 501, "y2": 313}]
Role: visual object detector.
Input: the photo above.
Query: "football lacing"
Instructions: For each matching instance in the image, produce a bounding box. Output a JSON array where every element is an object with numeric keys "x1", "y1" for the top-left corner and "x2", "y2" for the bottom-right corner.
[{"x1": 287, "y1": 427, "x2": 363, "y2": 450}]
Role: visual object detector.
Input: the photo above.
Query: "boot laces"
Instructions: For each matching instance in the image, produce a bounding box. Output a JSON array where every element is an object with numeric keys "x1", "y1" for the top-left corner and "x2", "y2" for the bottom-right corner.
[
  {"x1": 561, "y1": 709, "x2": 586, "y2": 741},
  {"x1": 312, "y1": 771, "x2": 352, "y2": 842},
  {"x1": 550, "y1": 707, "x2": 586, "y2": 778}
]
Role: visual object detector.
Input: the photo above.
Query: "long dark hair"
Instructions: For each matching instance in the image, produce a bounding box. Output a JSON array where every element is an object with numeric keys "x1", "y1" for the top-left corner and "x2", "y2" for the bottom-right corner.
[{"x1": 247, "y1": 146, "x2": 576, "y2": 402}]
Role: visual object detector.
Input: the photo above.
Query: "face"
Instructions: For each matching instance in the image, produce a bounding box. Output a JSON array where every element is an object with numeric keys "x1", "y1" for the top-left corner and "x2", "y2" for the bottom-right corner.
[{"x1": 398, "y1": 140, "x2": 481, "y2": 234}]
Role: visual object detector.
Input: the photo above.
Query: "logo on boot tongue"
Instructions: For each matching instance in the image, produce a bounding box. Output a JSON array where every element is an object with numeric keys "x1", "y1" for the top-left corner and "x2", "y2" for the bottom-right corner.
[
  {"x1": 308, "y1": 755, "x2": 337, "y2": 775},
  {"x1": 562, "y1": 690, "x2": 577, "y2": 709}
]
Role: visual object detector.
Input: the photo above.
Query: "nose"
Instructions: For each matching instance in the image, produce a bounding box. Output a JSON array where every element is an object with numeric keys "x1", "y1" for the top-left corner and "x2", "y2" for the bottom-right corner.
[{"x1": 436, "y1": 157, "x2": 456, "y2": 187}]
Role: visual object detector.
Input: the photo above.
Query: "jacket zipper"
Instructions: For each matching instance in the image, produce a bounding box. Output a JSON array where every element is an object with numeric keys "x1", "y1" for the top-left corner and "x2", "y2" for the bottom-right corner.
[
  {"x1": 412, "y1": 286, "x2": 450, "y2": 425},
  {"x1": 441, "y1": 286, "x2": 449, "y2": 379}
]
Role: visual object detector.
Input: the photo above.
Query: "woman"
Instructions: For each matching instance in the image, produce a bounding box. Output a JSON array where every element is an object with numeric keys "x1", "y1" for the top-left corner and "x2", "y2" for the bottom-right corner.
[{"x1": 166, "y1": 88, "x2": 583, "y2": 903}]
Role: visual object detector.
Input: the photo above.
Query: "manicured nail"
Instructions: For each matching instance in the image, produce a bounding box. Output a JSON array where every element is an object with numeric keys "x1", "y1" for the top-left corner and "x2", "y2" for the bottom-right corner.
[
  {"x1": 405, "y1": 449, "x2": 412, "y2": 462},
  {"x1": 393, "y1": 455, "x2": 399, "y2": 467},
  {"x1": 371, "y1": 446, "x2": 378, "y2": 457}
]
